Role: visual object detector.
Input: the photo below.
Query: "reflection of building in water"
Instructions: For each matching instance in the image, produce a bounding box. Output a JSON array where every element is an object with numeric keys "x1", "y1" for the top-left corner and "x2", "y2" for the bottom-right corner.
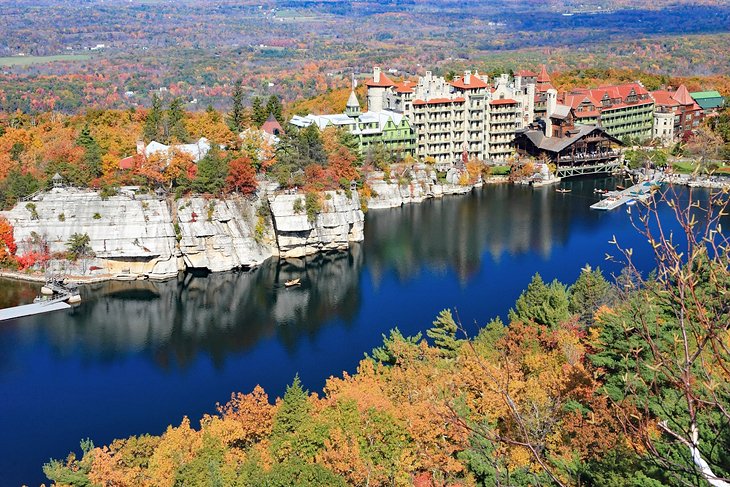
[
  {"x1": 365, "y1": 184, "x2": 615, "y2": 285},
  {"x1": 21, "y1": 248, "x2": 363, "y2": 369}
]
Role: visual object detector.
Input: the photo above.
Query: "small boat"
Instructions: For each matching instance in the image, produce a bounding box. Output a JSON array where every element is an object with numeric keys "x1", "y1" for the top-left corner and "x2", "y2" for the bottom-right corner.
[
  {"x1": 114, "y1": 273, "x2": 139, "y2": 281},
  {"x1": 284, "y1": 278, "x2": 301, "y2": 287},
  {"x1": 594, "y1": 188, "x2": 607, "y2": 194},
  {"x1": 626, "y1": 199, "x2": 636, "y2": 206},
  {"x1": 556, "y1": 188, "x2": 572, "y2": 193},
  {"x1": 616, "y1": 185, "x2": 625, "y2": 190}
]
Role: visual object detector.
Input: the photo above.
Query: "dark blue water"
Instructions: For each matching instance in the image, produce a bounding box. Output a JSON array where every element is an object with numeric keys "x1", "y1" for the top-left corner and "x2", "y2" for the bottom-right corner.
[{"x1": 0, "y1": 180, "x2": 718, "y2": 486}]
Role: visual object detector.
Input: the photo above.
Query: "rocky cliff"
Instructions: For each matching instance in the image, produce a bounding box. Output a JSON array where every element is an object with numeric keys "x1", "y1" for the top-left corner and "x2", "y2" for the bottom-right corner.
[
  {"x1": 0, "y1": 188, "x2": 182, "y2": 279},
  {"x1": 1, "y1": 187, "x2": 365, "y2": 280},
  {"x1": 176, "y1": 196, "x2": 276, "y2": 272},
  {"x1": 366, "y1": 164, "x2": 475, "y2": 210},
  {"x1": 269, "y1": 190, "x2": 365, "y2": 258}
]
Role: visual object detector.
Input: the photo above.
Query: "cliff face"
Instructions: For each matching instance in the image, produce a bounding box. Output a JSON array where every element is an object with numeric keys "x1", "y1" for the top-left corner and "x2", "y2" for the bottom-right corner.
[
  {"x1": 366, "y1": 164, "x2": 475, "y2": 210},
  {"x1": 0, "y1": 188, "x2": 182, "y2": 279},
  {"x1": 269, "y1": 191, "x2": 364, "y2": 258},
  {"x1": 176, "y1": 196, "x2": 276, "y2": 272},
  {"x1": 1, "y1": 188, "x2": 365, "y2": 279}
]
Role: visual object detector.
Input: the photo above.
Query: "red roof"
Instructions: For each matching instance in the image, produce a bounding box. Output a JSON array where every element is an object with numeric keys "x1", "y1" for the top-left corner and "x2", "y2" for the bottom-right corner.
[
  {"x1": 673, "y1": 84, "x2": 694, "y2": 106},
  {"x1": 365, "y1": 71, "x2": 395, "y2": 88},
  {"x1": 450, "y1": 75, "x2": 489, "y2": 90},
  {"x1": 394, "y1": 80, "x2": 415, "y2": 93},
  {"x1": 651, "y1": 89, "x2": 680, "y2": 108},
  {"x1": 261, "y1": 114, "x2": 283, "y2": 136},
  {"x1": 516, "y1": 69, "x2": 537, "y2": 77},
  {"x1": 490, "y1": 98, "x2": 518, "y2": 105},
  {"x1": 537, "y1": 65, "x2": 551, "y2": 83},
  {"x1": 118, "y1": 155, "x2": 138, "y2": 170}
]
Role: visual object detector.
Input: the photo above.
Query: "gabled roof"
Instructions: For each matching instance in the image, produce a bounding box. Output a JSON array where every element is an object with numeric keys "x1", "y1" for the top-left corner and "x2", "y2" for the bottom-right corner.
[
  {"x1": 519, "y1": 125, "x2": 622, "y2": 154},
  {"x1": 261, "y1": 113, "x2": 284, "y2": 136},
  {"x1": 690, "y1": 90, "x2": 723, "y2": 99},
  {"x1": 394, "y1": 80, "x2": 415, "y2": 93},
  {"x1": 516, "y1": 69, "x2": 537, "y2": 77}
]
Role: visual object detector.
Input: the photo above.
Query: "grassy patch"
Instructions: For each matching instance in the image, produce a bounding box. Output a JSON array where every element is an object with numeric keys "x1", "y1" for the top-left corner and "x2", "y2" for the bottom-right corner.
[
  {"x1": 671, "y1": 161, "x2": 697, "y2": 174},
  {"x1": 491, "y1": 165, "x2": 511, "y2": 176}
]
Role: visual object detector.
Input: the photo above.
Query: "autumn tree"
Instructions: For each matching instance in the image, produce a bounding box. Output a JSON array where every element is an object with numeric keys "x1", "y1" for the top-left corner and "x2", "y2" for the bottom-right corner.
[
  {"x1": 685, "y1": 125, "x2": 724, "y2": 172},
  {"x1": 225, "y1": 156, "x2": 257, "y2": 195},
  {"x1": 593, "y1": 188, "x2": 730, "y2": 486}
]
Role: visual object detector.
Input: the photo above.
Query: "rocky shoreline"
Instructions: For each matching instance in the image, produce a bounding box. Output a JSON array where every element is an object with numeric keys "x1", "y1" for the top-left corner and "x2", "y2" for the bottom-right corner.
[{"x1": 0, "y1": 173, "x2": 498, "y2": 283}]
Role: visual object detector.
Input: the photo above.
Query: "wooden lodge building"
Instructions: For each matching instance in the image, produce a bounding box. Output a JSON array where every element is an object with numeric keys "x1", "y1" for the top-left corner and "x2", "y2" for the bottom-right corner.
[{"x1": 514, "y1": 99, "x2": 623, "y2": 178}]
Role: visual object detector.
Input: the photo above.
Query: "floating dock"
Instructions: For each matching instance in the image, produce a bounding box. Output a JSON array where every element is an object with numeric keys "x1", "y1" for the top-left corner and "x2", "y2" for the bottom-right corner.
[
  {"x1": 0, "y1": 296, "x2": 72, "y2": 322},
  {"x1": 590, "y1": 180, "x2": 659, "y2": 211}
]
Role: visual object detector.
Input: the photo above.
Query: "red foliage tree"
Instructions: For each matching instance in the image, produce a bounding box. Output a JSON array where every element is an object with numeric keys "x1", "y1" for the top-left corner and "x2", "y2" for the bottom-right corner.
[
  {"x1": 0, "y1": 217, "x2": 17, "y2": 256},
  {"x1": 225, "y1": 156, "x2": 257, "y2": 195}
]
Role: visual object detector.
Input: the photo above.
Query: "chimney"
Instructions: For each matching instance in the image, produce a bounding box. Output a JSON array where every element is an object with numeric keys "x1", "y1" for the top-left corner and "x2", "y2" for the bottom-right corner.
[
  {"x1": 136, "y1": 140, "x2": 145, "y2": 155},
  {"x1": 373, "y1": 66, "x2": 381, "y2": 83},
  {"x1": 464, "y1": 70, "x2": 471, "y2": 85},
  {"x1": 545, "y1": 89, "x2": 557, "y2": 137}
]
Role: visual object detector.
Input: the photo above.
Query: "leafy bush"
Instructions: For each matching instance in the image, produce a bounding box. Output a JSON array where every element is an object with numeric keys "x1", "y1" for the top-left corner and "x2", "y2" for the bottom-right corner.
[{"x1": 304, "y1": 192, "x2": 321, "y2": 223}]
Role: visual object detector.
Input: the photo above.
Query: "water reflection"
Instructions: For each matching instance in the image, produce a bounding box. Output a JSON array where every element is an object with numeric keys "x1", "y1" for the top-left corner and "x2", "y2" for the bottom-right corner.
[
  {"x1": 1, "y1": 246, "x2": 364, "y2": 369},
  {"x1": 364, "y1": 181, "x2": 614, "y2": 284}
]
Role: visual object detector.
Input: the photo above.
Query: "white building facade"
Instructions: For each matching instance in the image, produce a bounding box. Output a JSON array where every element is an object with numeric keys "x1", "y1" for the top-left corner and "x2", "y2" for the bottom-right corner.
[{"x1": 366, "y1": 67, "x2": 536, "y2": 163}]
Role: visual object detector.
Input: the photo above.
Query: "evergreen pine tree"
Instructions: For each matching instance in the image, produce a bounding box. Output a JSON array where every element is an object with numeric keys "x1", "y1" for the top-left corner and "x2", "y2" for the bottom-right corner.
[
  {"x1": 568, "y1": 264, "x2": 612, "y2": 325},
  {"x1": 508, "y1": 273, "x2": 570, "y2": 328},
  {"x1": 427, "y1": 309, "x2": 459, "y2": 356},
  {"x1": 270, "y1": 375, "x2": 311, "y2": 461},
  {"x1": 265, "y1": 94, "x2": 283, "y2": 124},
  {"x1": 193, "y1": 146, "x2": 228, "y2": 194},
  {"x1": 251, "y1": 96, "x2": 266, "y2": 127},
  {"x1": 167, "y1": 97, "x2": 188, "y2": 143},
  {"x1": 143, "y1": 93, "x2": 163, "y2": 143},
  {"x1": 227, "y1": 79, "x2": 246, "y2": 133},
  {"x1": 76, "y1": 124, "x2": 102, "y2": 178}
]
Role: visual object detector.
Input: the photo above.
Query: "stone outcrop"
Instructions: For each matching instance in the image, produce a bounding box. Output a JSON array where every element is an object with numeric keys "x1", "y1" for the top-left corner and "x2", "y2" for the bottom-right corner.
[
  {"x1": 0, "y1": 188, "x2": 182, "y2": 279},
  {"x1": 176, "y1": 196, "x2": 276, "y2": 272},
  {"x1": 269, "y1": 190, "x2": 364, "y2": 258},
  {"x1": 366, "y1": 164, "x2": 475, "y2": 209}
]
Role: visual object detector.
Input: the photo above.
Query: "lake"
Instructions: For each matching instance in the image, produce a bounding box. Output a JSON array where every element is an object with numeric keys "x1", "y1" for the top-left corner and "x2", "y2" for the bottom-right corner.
[{"x1": 0, "y1": 178, "x2": 714, "y2": 486}]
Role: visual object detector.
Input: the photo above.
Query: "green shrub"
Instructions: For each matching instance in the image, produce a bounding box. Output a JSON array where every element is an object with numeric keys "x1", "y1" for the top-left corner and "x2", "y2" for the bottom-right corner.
[
  {"x1": 305, "y1": 191, "x2": 321, "y2": 223},
  {"x1": 93, "y1": 212, "x2": 102, "y2": 220},
  {"x1": 25, "y1": 202, "x2": 39, "y2": 220},
  {"x1": 58, "y1": 213, "x2": 65, "y2": 222},
  {"x1": 292, "y1": 198, "x2": 304, "y2": 214}
]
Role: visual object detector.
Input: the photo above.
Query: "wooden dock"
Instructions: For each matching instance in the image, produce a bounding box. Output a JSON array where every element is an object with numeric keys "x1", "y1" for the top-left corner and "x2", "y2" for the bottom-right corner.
[
  {"x1": 0, "y1": 297, "x2": 72, "y2": 322},
  {"x1": 590, "y1": 179, "x2": 659, "y2": 211}
]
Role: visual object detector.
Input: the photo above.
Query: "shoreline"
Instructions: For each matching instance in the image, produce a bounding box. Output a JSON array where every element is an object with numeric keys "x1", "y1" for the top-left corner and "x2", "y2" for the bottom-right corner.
[{"x1": 1, "y1": 179, "x2": 503, "y2": 286}]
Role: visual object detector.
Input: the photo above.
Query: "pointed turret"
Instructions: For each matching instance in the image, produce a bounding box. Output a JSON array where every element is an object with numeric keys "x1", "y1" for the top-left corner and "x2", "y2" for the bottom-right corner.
[
  {"x1": 537, "y1": 64, "x2": 551, "y2": 84},
  {"x1": 345, "y1": 75, "x2": 361, "y2": 118},
  {"x1": 673, "y1": 84, "x2": 694, "y2": 106}
]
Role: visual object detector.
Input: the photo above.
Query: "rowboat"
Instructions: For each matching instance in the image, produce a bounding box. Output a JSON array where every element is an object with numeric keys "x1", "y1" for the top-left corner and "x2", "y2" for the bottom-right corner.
[{"x1": 284, "y1": 278, "x2": 301, "y2": 287}]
